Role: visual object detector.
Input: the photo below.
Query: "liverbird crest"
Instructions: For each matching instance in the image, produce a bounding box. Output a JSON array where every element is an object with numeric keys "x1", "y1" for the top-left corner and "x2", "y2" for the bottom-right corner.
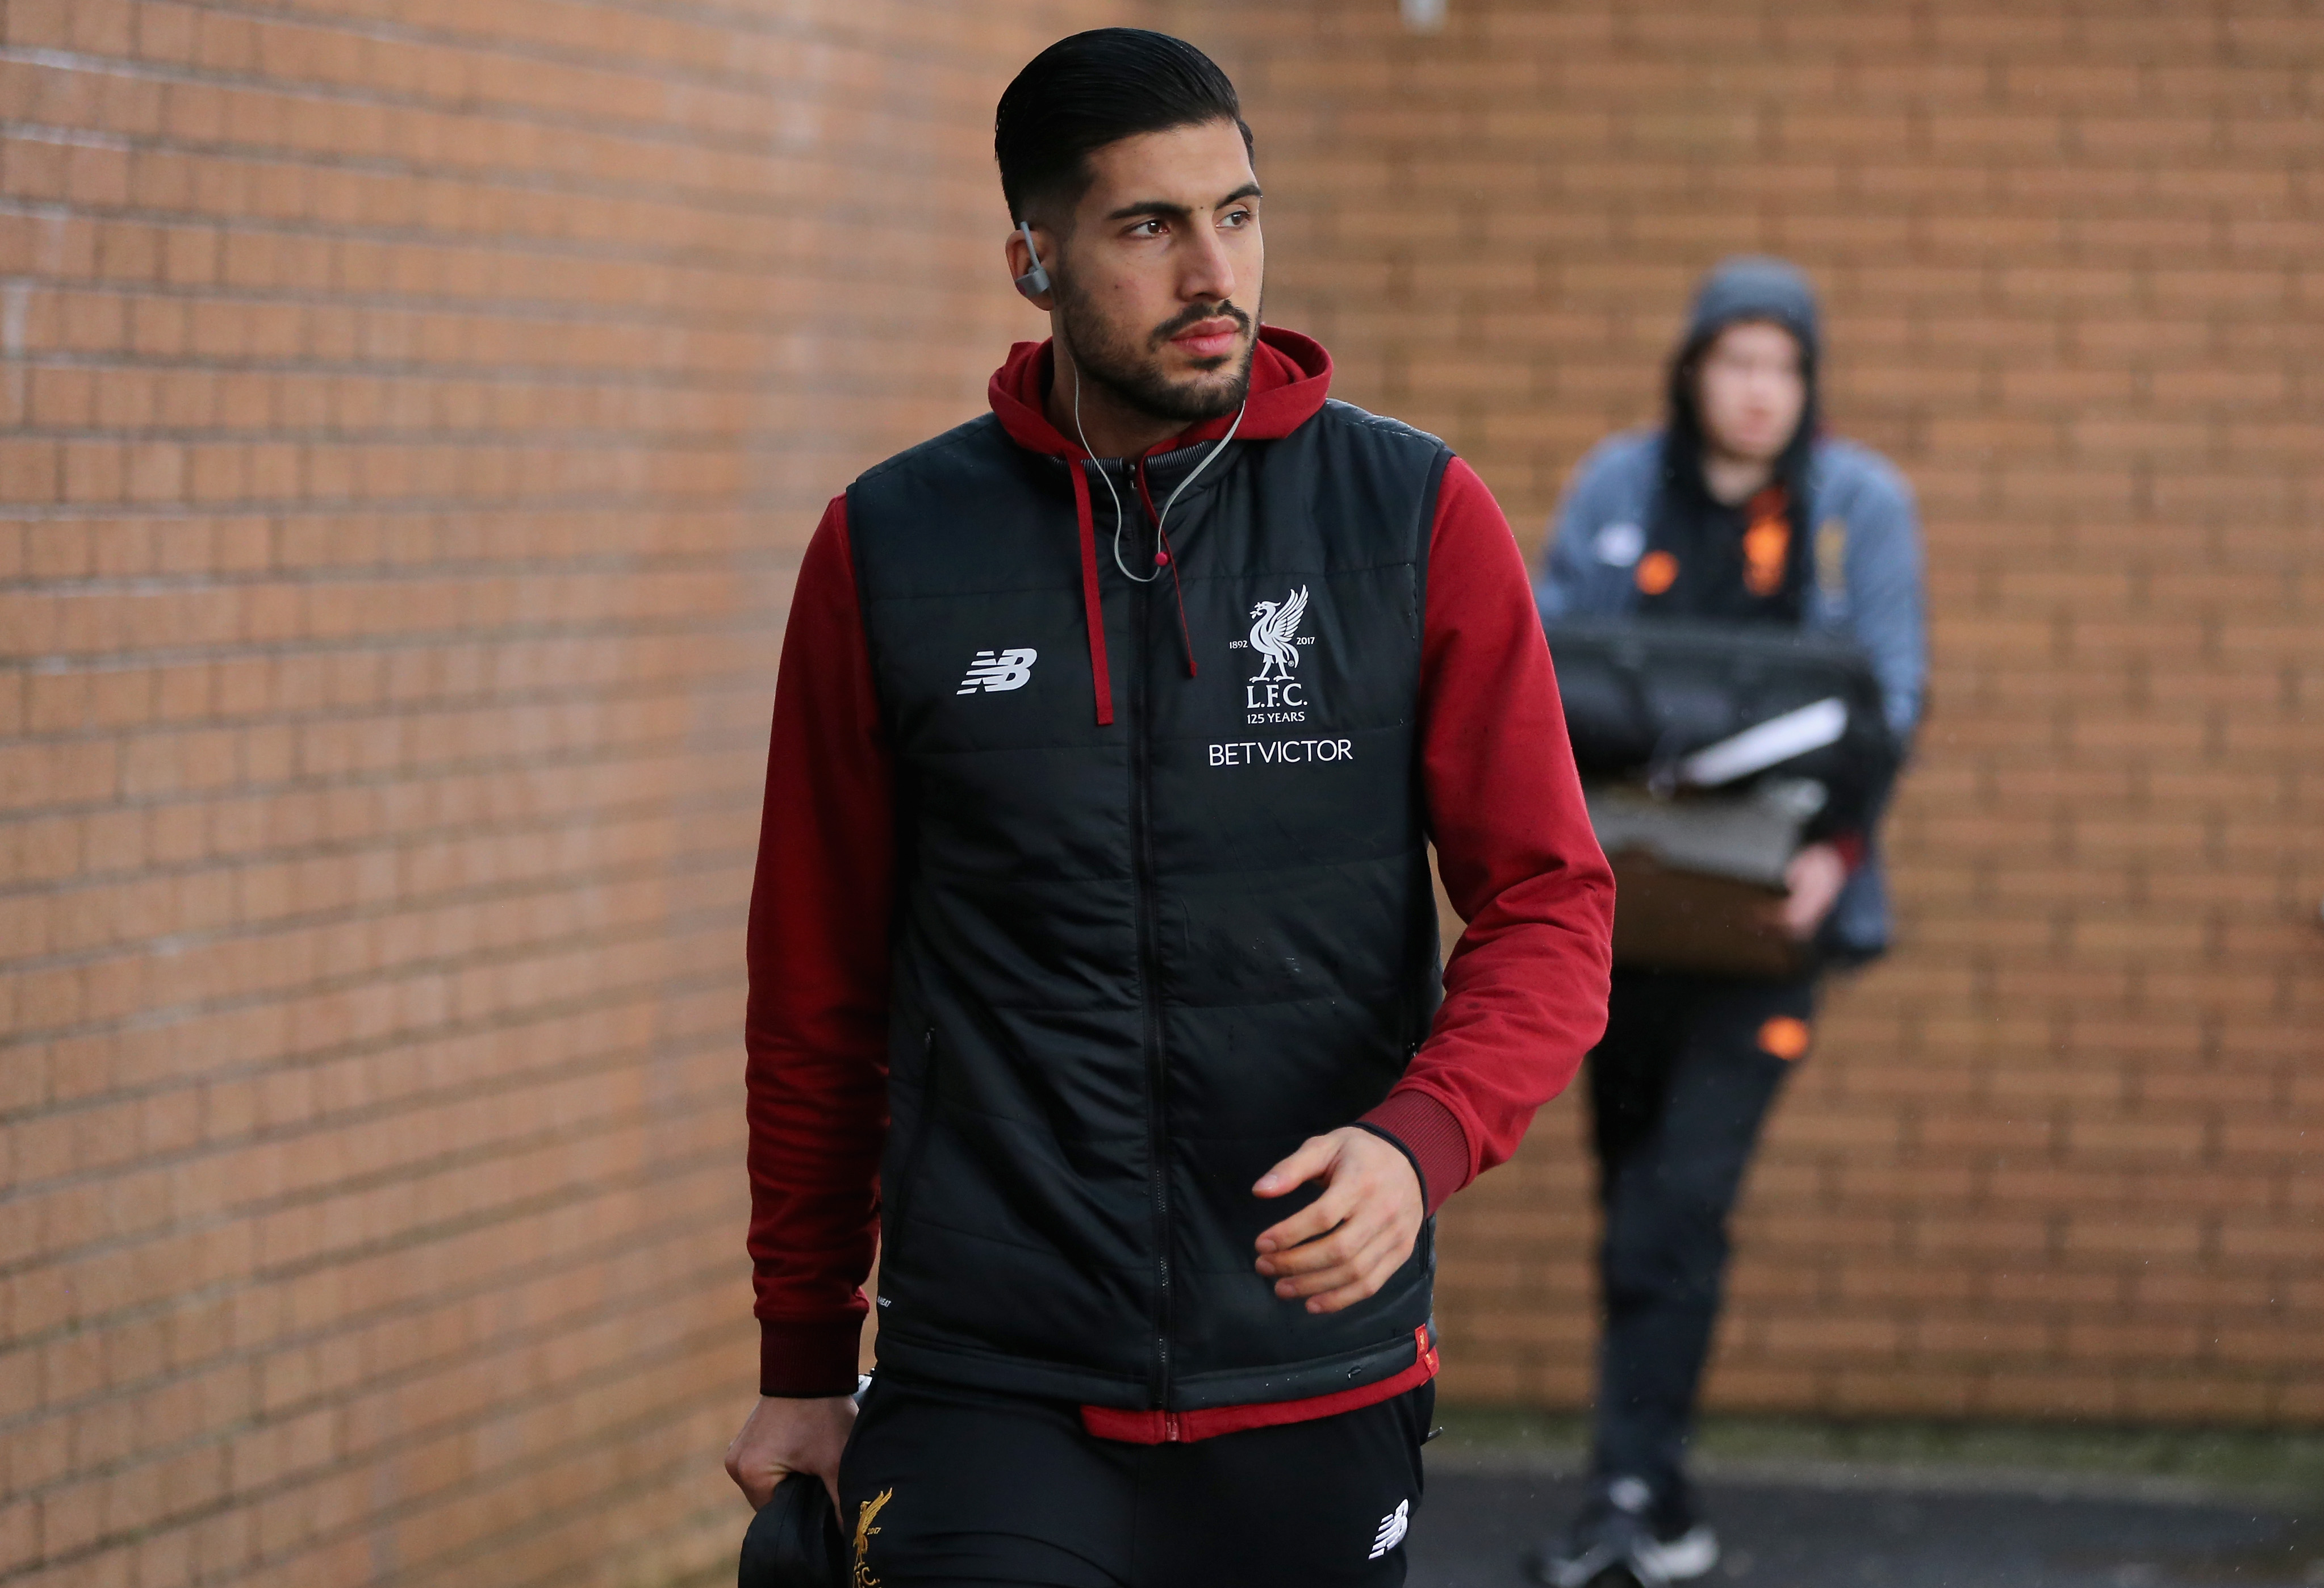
[{"x1": 1247, "y1": 585, "x2": 1309, "y2": 683}]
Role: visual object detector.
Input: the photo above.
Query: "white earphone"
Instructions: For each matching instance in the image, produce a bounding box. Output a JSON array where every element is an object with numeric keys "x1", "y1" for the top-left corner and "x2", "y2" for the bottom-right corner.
[{"x1": 1014, "y1": 221, "x2": 1051, "y2": 299}]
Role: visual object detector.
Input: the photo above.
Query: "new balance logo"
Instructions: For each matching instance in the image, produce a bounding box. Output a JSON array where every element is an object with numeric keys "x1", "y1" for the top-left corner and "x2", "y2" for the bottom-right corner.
[
  {"x1": 956, "y1": 647, "x2": 1038, "y2": 695},
  {"x1": 1369, "y1": 1498, "x2": 1410, "y2": 1560}
]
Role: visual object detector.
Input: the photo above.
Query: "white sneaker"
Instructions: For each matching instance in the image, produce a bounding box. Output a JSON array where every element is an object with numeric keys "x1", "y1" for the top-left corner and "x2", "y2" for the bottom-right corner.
[
  {"x1": 1637, "y1": 1523, "x2": 1719, "y2": 1583},
  {"x1": 1525, "y1": 1476, "x2": 1719, "y2": 1588}
]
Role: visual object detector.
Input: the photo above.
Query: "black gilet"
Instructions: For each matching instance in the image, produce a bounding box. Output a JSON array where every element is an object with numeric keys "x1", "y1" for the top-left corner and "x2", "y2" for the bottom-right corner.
[{"x1": 847, "y1": 398, "x2": 1452, "y2": 1412}]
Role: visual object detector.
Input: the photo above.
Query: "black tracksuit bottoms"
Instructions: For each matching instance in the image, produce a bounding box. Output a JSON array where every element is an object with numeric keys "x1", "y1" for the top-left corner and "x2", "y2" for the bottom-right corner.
[
  {"x1": 837, "y1": 1371, "x2": 1434, "y2": 1587},
  {"x1": 1586, "y1": 967, "x2": 1814, "y2": 1497}
]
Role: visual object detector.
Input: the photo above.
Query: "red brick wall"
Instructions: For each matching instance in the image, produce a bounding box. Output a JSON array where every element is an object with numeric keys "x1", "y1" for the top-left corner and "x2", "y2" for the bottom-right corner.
[
  {"x1": 1153, "y1": 0, "x2": 2324, "y2": 1425},
  {"x1": 7, "y1": 6, "x2": 2322, "y2": 1585},
  {"x1": 0, "y1": 4, "x2": 1113, "y2": 1583}
]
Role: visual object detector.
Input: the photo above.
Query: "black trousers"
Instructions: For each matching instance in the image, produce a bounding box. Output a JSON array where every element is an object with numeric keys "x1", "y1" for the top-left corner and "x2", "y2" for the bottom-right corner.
[
  {"x1": 837, "y1": 1372, "x2": 1433, "y2": 1587},
  {"x1": 1586, "y1": 968, "x2": 1813, "y2": 1496}
]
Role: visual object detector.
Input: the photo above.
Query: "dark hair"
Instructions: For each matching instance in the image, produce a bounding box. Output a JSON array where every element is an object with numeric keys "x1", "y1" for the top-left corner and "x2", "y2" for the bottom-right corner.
[{"x1": 994, "y1": 29, "x2": 1252, "y2": 224}]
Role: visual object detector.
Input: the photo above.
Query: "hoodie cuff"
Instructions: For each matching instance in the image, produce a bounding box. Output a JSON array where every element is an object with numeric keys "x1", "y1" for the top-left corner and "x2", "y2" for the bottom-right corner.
[
  {"x1": 1356, "y1": 1090, "x2": 1472, "y2": 1217},
  {"x1": 758, "y1": 1317, "x2": 864, "y2": 1398}
]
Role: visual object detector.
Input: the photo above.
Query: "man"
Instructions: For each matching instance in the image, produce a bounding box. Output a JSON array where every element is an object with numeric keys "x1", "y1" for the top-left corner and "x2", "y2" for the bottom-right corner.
[
  {"x1": 1529, "y1": 258, "x2": 1926, "y2": 1586},
  {"x1": 724, "y1": 28, "x2": 1615, "y2": 1588}
]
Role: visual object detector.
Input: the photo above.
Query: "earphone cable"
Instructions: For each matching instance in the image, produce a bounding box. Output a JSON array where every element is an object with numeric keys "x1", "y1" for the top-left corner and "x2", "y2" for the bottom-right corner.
[
  {"x1": 1150, "y1": 397, "x2": 1246, "y2": 553},
  {"x1": 1069, "y1": 367, "x2": 1147, "y2": 582},
  {"x1": 1068, "y1": 344, "x2": 1248, "y2": 586}
]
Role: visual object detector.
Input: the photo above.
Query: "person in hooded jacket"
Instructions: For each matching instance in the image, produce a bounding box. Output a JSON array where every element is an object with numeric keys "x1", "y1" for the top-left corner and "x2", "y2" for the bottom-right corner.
[
  {"x1": 722, "y1": 29, "x2": 1616, "y2": 1588},
  {"x1": 1527, "y1": 260, "x2": 1927, "y2": 1587}
]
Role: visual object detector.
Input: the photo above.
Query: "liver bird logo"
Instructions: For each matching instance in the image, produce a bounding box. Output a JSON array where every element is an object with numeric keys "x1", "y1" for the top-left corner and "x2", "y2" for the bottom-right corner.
[
  {"x1": 1247, "y1": 586, "x2": 1309, "y2": 682},
  {"x1": 852, "y1": 1487, "x2": 893, "y2": 1587}
]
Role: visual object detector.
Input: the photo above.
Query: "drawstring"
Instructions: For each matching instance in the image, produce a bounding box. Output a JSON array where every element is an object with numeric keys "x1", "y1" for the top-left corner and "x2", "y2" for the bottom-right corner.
[
  {"x1": 1068, "y1": 460, "x2": 1115, "y2": 726},
  {"x1": 1065, "y1": 417, "x2": 1243, "y2": 726},
  {"x1": 1134, "y1": 459, "x2": 1199, "y2": 680}
]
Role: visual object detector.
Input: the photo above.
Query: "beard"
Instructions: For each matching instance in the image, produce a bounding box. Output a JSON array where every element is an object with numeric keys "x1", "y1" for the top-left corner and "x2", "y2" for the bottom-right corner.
[{"x1": 1055, "y1": 282, "x2": 1259, "y2": 425}]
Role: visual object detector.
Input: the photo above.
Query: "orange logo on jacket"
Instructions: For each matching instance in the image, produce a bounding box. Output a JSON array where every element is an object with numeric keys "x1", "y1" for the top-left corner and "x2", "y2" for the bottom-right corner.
[
  {"x1": 1636, "y1": 550, "x2": 1679, "y2": 595},
  {"x1": 1758, "y1": 1016, "x2": 1811, "y2": 1062},
  {"x1": 1743, "y1": 487, "x2": 1790, "y2": 597}
]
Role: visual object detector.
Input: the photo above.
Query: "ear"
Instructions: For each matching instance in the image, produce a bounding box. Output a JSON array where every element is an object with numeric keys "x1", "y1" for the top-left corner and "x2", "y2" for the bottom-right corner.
[{"x1": 1007, "y1": 223, "x2": 1054, "y2": 309}]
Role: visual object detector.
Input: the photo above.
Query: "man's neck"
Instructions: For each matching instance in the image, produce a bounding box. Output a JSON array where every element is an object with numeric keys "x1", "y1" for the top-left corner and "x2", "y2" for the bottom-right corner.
[
  {"x1": 1046, "y1": 344, "x2": 1186, "y2": 461},
  {"x1": 1700, "y1": 449, "x2": 1775, "y2": 508}
]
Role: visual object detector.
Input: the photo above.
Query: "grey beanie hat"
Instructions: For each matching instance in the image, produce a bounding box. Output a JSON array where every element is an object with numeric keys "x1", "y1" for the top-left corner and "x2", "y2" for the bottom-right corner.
[{"x1": 1685, "y1": 255, "x2": 1820, "y2": 362}]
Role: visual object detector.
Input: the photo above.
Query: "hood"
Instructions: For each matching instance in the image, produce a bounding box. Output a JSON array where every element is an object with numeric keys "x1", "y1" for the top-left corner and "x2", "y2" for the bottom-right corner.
[
  {"x1": 988, "y1": 325, "x2": 1332, "y2": 459},
  {"x1": 1665, "y1": 255, "x2": 1823, "y2": 506},
  {"x1": 1661, "y1": 257, "x2": 1823, "y2": 608},
  {"x1": 1683, "y1": 254, "x2": 1821, "y2": 363}
]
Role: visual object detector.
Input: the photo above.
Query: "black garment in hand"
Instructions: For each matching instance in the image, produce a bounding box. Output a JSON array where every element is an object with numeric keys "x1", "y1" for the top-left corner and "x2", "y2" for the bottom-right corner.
[{"x1": 738, "y1": 1471, "x2": 845, "y2": 1588}]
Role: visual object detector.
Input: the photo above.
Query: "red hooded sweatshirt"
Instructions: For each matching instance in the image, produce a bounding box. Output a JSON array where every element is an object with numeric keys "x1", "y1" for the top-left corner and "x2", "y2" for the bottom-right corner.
[{"x1": 746, "y1": 327, "x2": 1614, "y2": 1439}]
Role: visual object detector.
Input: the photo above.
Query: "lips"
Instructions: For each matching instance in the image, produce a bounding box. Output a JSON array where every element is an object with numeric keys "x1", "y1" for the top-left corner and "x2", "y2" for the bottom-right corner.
[{"x1": 1171, "y1": 319, "x2": 1244, "y2": 360}]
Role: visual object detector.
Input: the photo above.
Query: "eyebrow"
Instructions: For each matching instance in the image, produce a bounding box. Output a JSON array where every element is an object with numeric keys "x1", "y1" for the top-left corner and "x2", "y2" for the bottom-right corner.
[{"x1": 1103, "y1": 182, "x2": 1263, "y2": 223}]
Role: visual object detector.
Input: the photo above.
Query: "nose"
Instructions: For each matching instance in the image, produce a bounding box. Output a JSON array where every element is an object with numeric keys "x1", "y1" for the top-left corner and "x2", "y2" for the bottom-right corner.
[{"x1": 1179, "y1": 221, "x2": 1237, "y2": 304}]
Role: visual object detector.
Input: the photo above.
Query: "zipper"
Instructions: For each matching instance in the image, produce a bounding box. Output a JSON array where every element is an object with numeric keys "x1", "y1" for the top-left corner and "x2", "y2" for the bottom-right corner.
[
  {"x1": 1127, "y1": 499, "x2": 1176, "y2": 1409},
  {"x1": 1163, "y1": 1411, "x2": 1184, "y2": 1443}
]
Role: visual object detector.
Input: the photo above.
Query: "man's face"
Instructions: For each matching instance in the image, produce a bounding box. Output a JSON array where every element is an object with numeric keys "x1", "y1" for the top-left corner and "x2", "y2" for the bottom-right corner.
[
  {"x1": 1694, "y1": 320, "x2": 1807, "y2": 464},
  {"x1": 1044, "y1": 119, "x2": 1264, "y2": 424}
]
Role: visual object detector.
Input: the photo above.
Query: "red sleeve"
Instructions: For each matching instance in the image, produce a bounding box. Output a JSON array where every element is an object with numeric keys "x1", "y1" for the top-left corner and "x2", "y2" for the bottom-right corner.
[
  {"x1": 745, "y1": 496, "x2": 895, "y2": 1395},
  {"x1": 1357, "y1": 458, "x2": 1615, "y2": 1213}
]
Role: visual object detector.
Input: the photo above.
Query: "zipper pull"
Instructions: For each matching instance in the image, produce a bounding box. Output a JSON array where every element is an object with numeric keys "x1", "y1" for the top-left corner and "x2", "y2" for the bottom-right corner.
[{"x1": 1163, "y1": 1411, "x2": 1183, "y2": 1443}]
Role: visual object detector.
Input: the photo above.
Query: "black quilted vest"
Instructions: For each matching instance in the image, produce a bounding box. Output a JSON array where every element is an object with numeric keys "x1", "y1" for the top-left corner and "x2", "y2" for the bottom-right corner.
[{"x1": 847, "y1": 398, "x2": 1452, "y2": 1411}]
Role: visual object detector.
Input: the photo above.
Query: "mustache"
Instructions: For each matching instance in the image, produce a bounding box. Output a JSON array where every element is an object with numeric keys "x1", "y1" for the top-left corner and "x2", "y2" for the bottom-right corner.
[{"x1": 1149, "y1": 300, "x2": 1252, "y2": 347}]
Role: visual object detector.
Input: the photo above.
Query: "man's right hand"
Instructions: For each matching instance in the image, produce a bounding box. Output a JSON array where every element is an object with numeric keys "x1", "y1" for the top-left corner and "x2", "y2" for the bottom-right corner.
[
  {"x1": 1772, "y1": 841, "x2": 1849, "y2": 941},
  {"x1": 724, "y1": 1393, "x2": 856, "y2": 1512}
]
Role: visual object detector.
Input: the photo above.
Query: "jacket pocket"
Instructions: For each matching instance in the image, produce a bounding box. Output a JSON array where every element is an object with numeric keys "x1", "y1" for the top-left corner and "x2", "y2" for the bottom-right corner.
[{"x1": 882, "y1": 1027, "x2": 942, "y2": 1268}]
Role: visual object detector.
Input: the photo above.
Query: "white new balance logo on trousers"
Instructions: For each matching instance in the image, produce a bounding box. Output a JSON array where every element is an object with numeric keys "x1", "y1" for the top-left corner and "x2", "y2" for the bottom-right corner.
[
  {"x1": 957, "y1": 647, "x2": 1038, "y2": 694},
  {"x1": 1369, "y1": 1498, "x2": 1410, "y2": 1560}
]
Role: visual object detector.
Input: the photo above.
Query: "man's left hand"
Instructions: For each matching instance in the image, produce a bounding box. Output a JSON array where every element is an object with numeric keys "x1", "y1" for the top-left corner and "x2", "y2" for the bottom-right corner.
[{"x1": 1252, "y1": 1127, "x2": 1424, "y2": 1315}]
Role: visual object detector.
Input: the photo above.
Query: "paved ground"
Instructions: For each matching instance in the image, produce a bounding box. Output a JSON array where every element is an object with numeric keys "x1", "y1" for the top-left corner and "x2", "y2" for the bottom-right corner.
[{"x1": 1410, "y1": 1466, "x2": 2322, "y2": 1588}]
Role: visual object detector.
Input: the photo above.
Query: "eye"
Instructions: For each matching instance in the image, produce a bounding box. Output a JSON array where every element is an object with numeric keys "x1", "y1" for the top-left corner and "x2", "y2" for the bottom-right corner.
[
  {"x1": 1222, "y1": 207, "x2": 1253, "y2": 228},
  {"x1": 1129, "y1": 219, "x2": 1167, "y2": 238}
]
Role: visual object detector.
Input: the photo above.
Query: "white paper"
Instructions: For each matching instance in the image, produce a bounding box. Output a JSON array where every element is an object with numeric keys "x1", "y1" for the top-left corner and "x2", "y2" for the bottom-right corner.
[{"x1": 1678, "y1": 697, "x2": 1849, "y2": 788}]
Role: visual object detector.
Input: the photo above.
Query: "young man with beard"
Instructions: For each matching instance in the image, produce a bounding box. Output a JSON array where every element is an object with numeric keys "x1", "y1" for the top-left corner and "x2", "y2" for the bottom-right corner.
[
  {"x1": 1528, "y1": 258, "x2": 1927, "y2": 1587},
  {"x1": 724, "y1": 28, "x2": 1614, "y2": 1588}
]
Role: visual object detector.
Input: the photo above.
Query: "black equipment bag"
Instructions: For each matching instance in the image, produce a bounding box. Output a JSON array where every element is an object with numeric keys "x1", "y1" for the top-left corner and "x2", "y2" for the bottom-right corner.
[
  {"x1": 1544, "y1": 617, "x2": 1896, "y2": 826},
  {"x1": 1544, "y1": 617, "x2": 1899, "y2": 979}
]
